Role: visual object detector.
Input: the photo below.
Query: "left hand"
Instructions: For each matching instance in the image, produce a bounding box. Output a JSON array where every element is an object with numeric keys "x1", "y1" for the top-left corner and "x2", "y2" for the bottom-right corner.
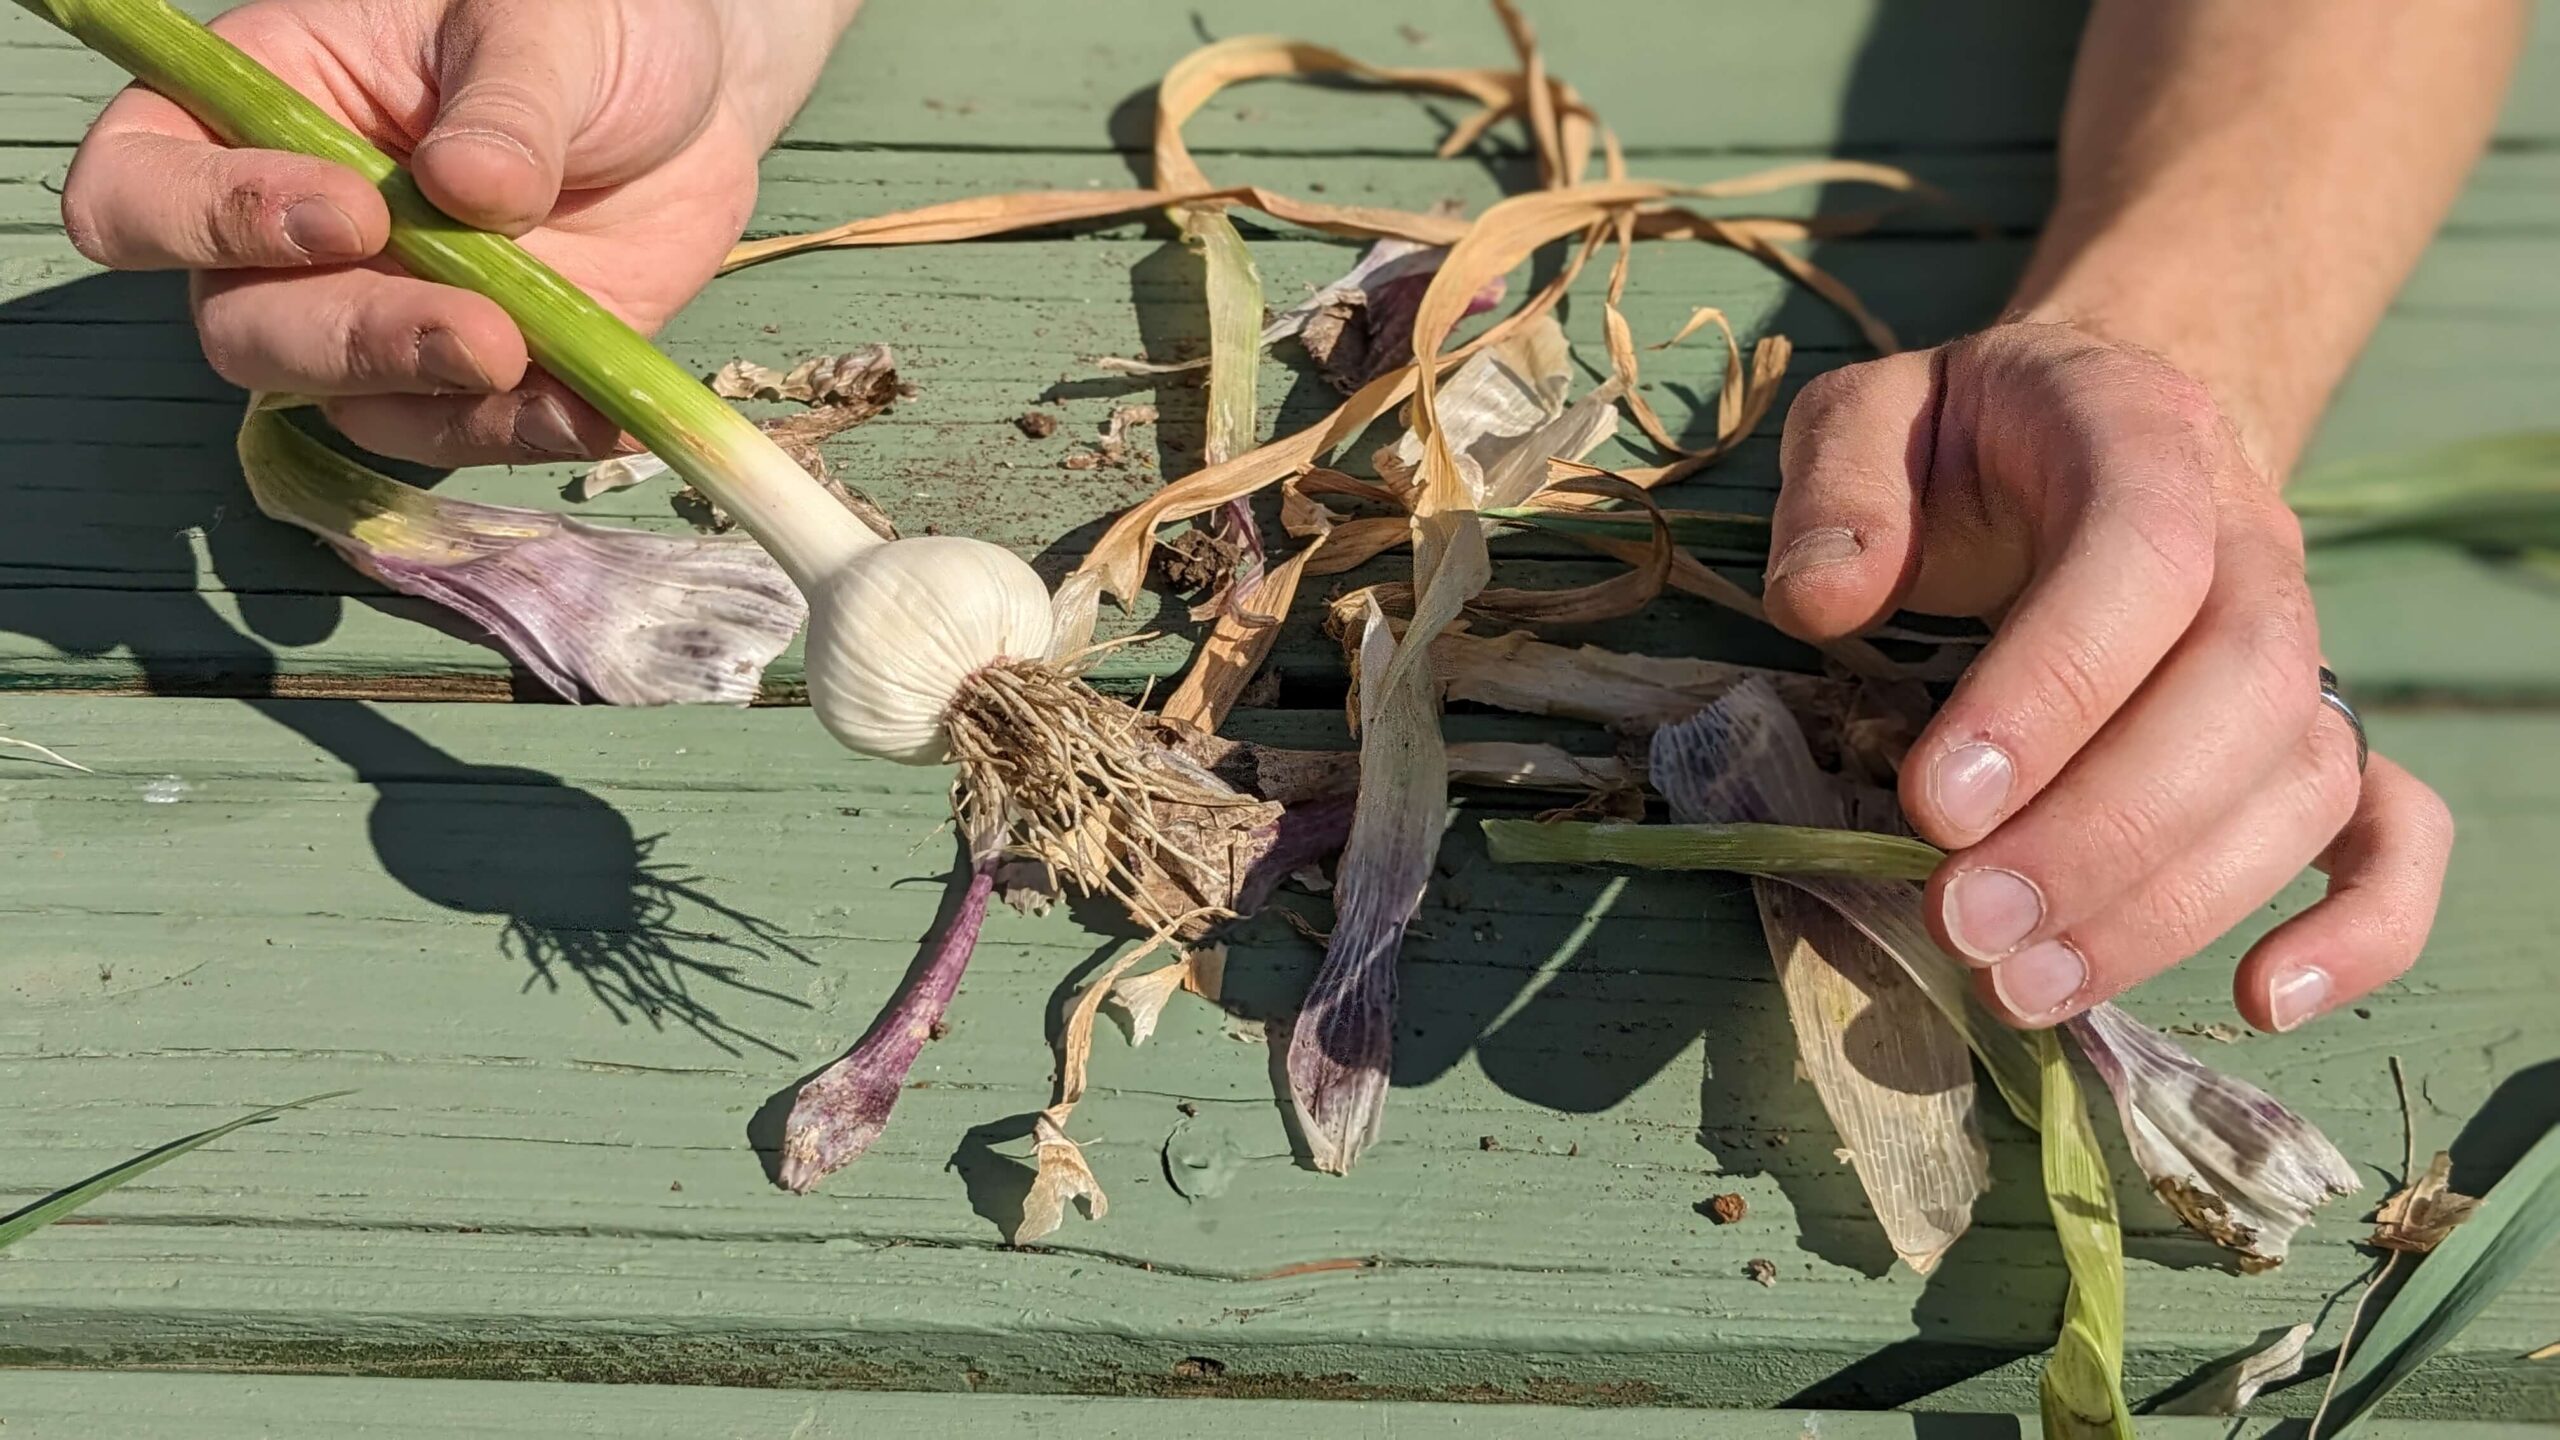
[{"x1": 1767, "y1": 322, "x2": 2455, "y2": 1032}]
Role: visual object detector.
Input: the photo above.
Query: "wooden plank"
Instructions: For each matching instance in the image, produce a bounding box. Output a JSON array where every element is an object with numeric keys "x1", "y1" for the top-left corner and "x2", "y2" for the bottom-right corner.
[
  {"x1": 0, "y1": 4, "x2": 2553, "y2": 702},
  {"x1": 8, "y1": 130, "x2": 2560, "y2": 242},
  {"x1": 0, "y1": 215, "x2": 2554, "y2": 698},
  {"x1": 2, "y1": 699, "x2": 2554, "y2": 1415},
  {"x1": 5, "y1": 1374, "x2": 2560, "y2": 1440},
  {"x1": 2, "y1": 0, "x2": 2556, "y2": 150}
]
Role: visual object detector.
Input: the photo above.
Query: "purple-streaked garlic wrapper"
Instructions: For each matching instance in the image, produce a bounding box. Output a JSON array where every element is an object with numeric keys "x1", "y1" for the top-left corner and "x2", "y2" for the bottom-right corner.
[
  {"x1": 1655, "y1": 683, "x2": 2360, "y2": 1271},
  {"x1": 2067, "y1": 1005, "x2": 2360, "y2": 1272},
  {"x1": 238, "y1": 400, "x2": 806, "y2": 706}
]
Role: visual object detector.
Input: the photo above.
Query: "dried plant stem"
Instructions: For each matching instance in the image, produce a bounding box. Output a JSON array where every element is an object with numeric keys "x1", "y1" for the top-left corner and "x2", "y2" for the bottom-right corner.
[
  {"x1": 2310, "y1": 1055, "x2": 2419, "y2": 1440},
  {"x1": 0, "y1": 735, "x2": 94, "y2": 774}
]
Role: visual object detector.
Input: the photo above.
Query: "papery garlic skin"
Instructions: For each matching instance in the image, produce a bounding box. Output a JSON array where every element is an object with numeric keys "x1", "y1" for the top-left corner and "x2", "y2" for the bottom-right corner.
[
  {"x1": 2067, "y1": 1005, "x2": 2360, "y2": 1271},
  {"x1": 804, "y1": 535, "x2": 1058, "y2": 764}
]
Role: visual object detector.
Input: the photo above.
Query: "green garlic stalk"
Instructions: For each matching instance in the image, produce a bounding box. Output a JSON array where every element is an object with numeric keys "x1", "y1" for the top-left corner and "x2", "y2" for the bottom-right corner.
[{"x1": 22, "y1": 0, "x2": 1053, "y2": 764}]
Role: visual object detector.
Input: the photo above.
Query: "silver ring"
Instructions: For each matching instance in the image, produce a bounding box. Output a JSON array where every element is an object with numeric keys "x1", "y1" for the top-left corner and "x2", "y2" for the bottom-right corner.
[{"x1": 2318, "y1": 666, "x2": 2368, "y2": 773}]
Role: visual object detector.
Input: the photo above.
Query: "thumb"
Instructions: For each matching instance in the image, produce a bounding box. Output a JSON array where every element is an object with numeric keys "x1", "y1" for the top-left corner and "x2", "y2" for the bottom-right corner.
[
  {"x1": 414, "y1": 0, "x2": 720, "y2": 235},
  {"x1": 1763, "y1": 348, "x2": 1939, "y2": 642}
]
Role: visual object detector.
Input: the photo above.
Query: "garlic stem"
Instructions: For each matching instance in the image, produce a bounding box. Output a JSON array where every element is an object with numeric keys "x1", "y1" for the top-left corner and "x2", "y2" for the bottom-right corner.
[{"x1": 17, "y1": 0, "x2": 880, "y2": 594}]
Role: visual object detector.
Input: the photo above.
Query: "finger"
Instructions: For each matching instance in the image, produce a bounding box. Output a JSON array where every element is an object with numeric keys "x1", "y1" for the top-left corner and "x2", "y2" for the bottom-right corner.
[
  {"x1": 416, "y1": 0, "x2": 723, "y2": 234},
  {"x1": 2233, "y1": 755, "x2": 2455, "y2": 1033},
  {"x1": 192, "y1": 266, "x2": 528, "y2": 397},
  {"x1": 1966, "y1": 706, "x2": 2365, "y2": 1027},
  {"x1": 1928, "y1": 505, "x2": 2321, "y2": 965},
  {"x1": 1763, "y1": 348, "x2": 1937, "y2": 640},
  {"x1": 323, "y1": 376, "x2": 635, "y2": 468},
  {"x1": 63, "y1": 101, "x2": 387, "y2": 271},
  {"x1": 1900, "y1": 348, "x2": 2225, "y2": 850}
]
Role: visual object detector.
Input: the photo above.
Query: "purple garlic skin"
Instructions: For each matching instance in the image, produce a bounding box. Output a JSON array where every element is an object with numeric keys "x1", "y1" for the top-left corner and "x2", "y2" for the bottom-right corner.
[
  {"x1": 2067, "y1": 1004, "x2": 2361, "y2": 1270},
  {"x1": 780, "y1": 864, "x2": 995, "y2": 1193}
]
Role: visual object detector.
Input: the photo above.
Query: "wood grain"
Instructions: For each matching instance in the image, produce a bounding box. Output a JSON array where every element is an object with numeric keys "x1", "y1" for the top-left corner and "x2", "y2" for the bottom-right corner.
[{"x1": 2, "y1": 700, "x2": 2554, "y2": 1414}]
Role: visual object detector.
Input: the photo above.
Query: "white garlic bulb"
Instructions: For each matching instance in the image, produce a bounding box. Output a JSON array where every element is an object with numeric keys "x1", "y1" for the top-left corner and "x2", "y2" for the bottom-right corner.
[{"x1": 803, "y1": 535, "x2": 1057, "y2": 764}]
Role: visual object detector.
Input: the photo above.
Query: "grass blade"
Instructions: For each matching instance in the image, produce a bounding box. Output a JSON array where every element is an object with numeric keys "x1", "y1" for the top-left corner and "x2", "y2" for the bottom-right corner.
[
  {"x1": 2289, "y1": 433, "x2": 2560, "y2": 549},
  {"x1": 1482, "y1": 817, "x2": 1944, "y2": 880},
  {"x1": 0, "y1": 1091, "x2": 353, "y2": 1252},
  {"x1": 2320, "y1": 1120, "x2": 2560, "y2": 1435}
]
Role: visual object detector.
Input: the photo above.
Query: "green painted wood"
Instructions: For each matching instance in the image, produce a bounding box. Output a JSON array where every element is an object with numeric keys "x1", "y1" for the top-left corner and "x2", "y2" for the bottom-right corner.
[
  {"x1": 0, "y1": 201, "x2": 2556, "y2": 697},
  {"x1": 3, "y1": 1, "x2": 2560, "y2": 1420},
  {"x1": 2, "y1": 0, "x2": 2557, "y2": 150},
  {"x1": 1, "y1": 699, "x2": 2554, "y2": 1415},
  {"x1": 0, "y1": 2, "x2": 2554, "y2": 700},
  {"x1": 4, "y1": 1375, "x2": 2559, "y2": 1440}
]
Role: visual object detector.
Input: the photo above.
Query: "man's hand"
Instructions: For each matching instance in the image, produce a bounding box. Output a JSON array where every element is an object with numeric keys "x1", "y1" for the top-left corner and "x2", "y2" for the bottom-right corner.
[
  {"x1": 1770, "y1": 323, "x2": 2454, "y2": 1032},
  {"x1": 60, "y1": 0, "x2": 859, "y2": 466}
]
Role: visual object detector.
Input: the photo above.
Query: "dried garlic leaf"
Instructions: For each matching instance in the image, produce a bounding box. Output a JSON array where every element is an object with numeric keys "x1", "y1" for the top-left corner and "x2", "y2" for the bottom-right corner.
[
  {"x1": 1109, "y1": 962, "x2": 1190, "y2": 1047},
  {"x1": 1076, "y1": 191, "x2": 1611, "y2": 603},
  {"x1": 1378, "y1": 312, "x2": 1574, "y2": 496},
  {"x1": 1163, "y1": 538, "x2": 1324, "y2": 733},
  {"x1": 1753, "y1": 883, "x2": 1990, "y2": 1274},
  {"x1": 1105, "y1": 945, "x2": 1227, "y2": 1046},
  {"x1": 0, "y1": 732, "x2": 93, "y2": 775},
  {"x1": 1459, "y1": 473, "x2": 1669, "y2": 624},
  {"x1": 1657, "y1": 701, "x2": 1988, "y2": 1275},
  {"x1": 1183, "y1": 943, "x2": 1228, "y2": 1003},
  {"x1": 1427, "y1": 626, "x2": 1850, "y2": 734},
  {"x1": 578, "y1": 452, "x2": 671, "y2": 499},
  {"x1": 1444, "y1": 741, "x2": 1633, "y2": 795},
  {"x1": 239, "y1": 401, "x2": 804, "y2": 706},
  {"x1": 2067, "y1": 1005, "x2": 2360, "y2": 1272},
  {"x1": 2372, "y1": 1150, "x2": 2482, "y2": 1254},
  {"x1": 1045, "y1": 572, "x2": 1104, "y2": 665},
  {"x1": 1287, "y1": 596, "x2": 1436, "y2": 1174},
  {"x1": 2154, "y1": 1323, "x2": 2314, "y2": 1417},
  {"x1": 1013, "y1": 1111, "x2": 1107, "y2": 1246}
]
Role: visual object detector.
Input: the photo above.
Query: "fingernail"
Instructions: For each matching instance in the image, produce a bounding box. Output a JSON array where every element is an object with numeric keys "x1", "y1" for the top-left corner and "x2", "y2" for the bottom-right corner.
[
  {"x1": 1932, "y1": 741, "x2": 2015, "y2": 836},
  {"x1": 1992, "y1": 939, "x2": 2087, "y2": 1024},
  {"x1": 1944, "y1": 866, "x2": 2043, "y2": 962},
  {"x1": 2268, "y1": 966, "x2": 2332, "y2": 1033},
  {"x1": 282, "y1": 196, "x2": 365, "y2": 261},
  {"x1": 1766, "y1": 526, "x2": 1862, "y2": 585},
  {"x1": 417, "y1": 328, "x2": 494, "y2": 393},
  {"x1": 515, "y1": 395, "x2": 585, "y2": 456}
]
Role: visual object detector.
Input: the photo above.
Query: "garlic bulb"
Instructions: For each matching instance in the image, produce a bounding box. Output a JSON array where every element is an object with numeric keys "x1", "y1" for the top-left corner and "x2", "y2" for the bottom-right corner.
[{"x1": 803, "y1": 535, "x2": 1058, "y2": 764}]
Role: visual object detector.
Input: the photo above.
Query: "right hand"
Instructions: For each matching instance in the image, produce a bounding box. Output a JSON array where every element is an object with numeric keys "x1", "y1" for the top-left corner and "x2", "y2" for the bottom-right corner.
[{"x1": 61, "y1": 0, "x2": 857, "y2": 466}]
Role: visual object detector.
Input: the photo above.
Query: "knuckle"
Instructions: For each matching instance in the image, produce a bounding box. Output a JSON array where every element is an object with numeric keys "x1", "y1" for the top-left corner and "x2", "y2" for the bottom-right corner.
[
  {"x1": 2078, "y1": 782, "x2": 2175, "y2": 871},
  {"x1": 2016, "y1": 627, "x2": 2121, "y2": 737},
  {"x1": 2305, "y1": 745, "x2": 2364, "y2": 835},
  {"x1": 1782, "y1": 363, "x2": 1883, "y2": 452},
  {"x1": 212, "y1": 175, "x2": 283, "y2": 252},
  {"x1": 2141, "y1": 874, "x2": 2227, "y2": 956},
  {"x1": 2113, "y1": 487, "x2": 2218, "y2": 600},
  {"x1": 333, "y1": 298, "x2": 399, "y2": 388},
  {"x1": 2398, "y1": 777, "x2": 2458, "y2": 860},
  {"x1": 2229, "y1": 594, "x2": 2323, "y2": 734},
  {"x1": 2135, "y1": 361, "x2": 2226, "y2": 439},
  {"x1": 190, "y1": 293, "x2": 255, "y2": 388},
  {"x1": 2416, "y1": 784, "x2": 2457, "y2": 850}
]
